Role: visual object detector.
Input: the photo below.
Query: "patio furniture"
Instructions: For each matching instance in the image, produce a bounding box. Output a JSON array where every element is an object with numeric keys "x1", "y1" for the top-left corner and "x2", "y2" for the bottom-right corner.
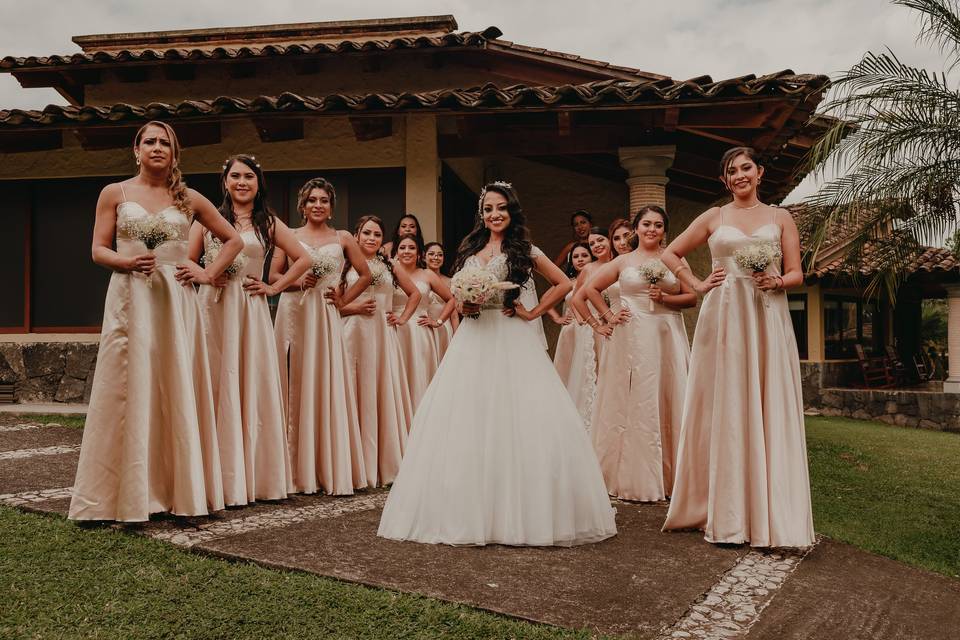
[
  {"x1": 854, "y1": 344, "x2": 895, "y2": 388},
  {"x1": 884, "y1": 345, "x2": 910, "y2": 385}
]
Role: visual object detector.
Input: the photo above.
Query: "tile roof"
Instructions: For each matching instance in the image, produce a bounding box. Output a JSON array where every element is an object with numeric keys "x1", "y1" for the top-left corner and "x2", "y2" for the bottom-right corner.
[{"x1": 0, "y1": 71, "x2": 828, "y2": 127}]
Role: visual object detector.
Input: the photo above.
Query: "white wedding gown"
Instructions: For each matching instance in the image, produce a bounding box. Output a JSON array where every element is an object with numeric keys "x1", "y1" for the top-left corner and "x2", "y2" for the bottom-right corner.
[{"x1": 377, "y1": 247, "x2": 617, "y2": 546}]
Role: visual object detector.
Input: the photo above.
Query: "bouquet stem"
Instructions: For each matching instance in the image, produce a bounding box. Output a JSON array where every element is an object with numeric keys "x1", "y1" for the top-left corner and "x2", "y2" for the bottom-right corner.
[{"x1": 145, "y1": 249, "x2": 155, "y2": 289}]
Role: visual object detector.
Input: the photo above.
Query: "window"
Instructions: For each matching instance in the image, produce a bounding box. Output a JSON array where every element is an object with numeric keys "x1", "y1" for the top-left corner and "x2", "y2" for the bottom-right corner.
[
  {"x1": 788, "y1": 294, "x2": 808, "y2": 360},
  {"x1": 824, "y1": 294, "x2": 883, "y2": 359}
]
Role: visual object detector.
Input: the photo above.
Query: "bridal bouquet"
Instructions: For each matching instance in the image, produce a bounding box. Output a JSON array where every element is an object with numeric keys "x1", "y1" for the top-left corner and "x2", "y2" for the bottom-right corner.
[
  {"x1": 733, "y1": 241, "x2": 782, "y2": 306},
  {"x1": 117, "y1": 213, "x2": 178, "y2": 288},
  {"x1": 450, "y1": 266, "x2": 518, "y2": 319},
  {"x1": 202, "y1": 237, "x2": 248, "y2": 303},
  {"x1": 300, "y1": 247, "x2": 339, "y2": 305},
  {"x1": 637, "y1": 259, "x2": 668, "y2": 311}
]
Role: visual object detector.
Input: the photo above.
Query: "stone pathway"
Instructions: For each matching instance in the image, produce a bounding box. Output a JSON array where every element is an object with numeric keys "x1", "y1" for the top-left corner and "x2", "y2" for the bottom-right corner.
[{"x1": 1, "y1": 419, "x2": 957, "y2": 640}]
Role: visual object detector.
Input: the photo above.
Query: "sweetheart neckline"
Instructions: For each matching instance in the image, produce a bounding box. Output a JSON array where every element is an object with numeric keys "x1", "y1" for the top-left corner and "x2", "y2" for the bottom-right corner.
[
  {"x1": 118, "y1": 201, "x2": 180, "y2": 217},
  {"x1": 715, "y1": 223, "x2": 779, "y2": 238}
]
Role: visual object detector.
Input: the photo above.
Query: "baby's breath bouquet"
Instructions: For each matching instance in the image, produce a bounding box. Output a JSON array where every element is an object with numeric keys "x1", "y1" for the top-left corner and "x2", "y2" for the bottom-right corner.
[
  {"x1": 733, "y1": 241, "x2": 782, "y2": 306},
  {"x1": 301, "y1": 247, "x2": 339, "y2": 305},
  {"x1": 202, "y1": 237, "x2": 248, "y2": 302},
  {"x1": 637, "y1": 259, "x2": 668, "y2": 311},
  {"x1": 368, "y1": 258, "x2": 389, "y2": 287},
  {"x1": 118, "y1": 213, "x2": 178, "y2": 288},
  {"x1": 450, "y1": 265, "x2": 518, "y2": 319}
]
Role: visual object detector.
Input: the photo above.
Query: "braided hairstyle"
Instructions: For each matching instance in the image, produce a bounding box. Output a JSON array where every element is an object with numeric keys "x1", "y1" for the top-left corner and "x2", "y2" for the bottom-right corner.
[
  {"x1": 453, "y1": 182, "x2": 532, "y2": 309},
  {"x1": 134, "y1": 121, "x2": 190, "y2": 216}
]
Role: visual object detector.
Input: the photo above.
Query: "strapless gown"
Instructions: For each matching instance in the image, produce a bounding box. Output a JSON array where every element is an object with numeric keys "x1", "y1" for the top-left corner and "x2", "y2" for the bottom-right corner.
[
  {"x1": 378, "y1": 247, "x2": 617, "y2": 546},
  {"x1": 198, "y1": 230, "x2": 293, "y2": 505},
  {"x1": 69, "y1": 201, "x2": 224, "y2": 521},
  {"x1": 392, "y1": 279, "x2": 440, "y2": 413},
  {"x1": 664, "y1": 218, "x2": 815, "y2": 547}
]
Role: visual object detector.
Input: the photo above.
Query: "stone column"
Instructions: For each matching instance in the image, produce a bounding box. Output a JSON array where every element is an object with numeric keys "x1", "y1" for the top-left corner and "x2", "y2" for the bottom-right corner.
[
  {"x1": 405, "y1": 114, "x2": 442, "y2": 243},
  {"x1": 618, "y1": 145, "x2": 676, "y2": 214},
  {"x1": 945, "y1": 284, "x2": 960, "y2": 393}
]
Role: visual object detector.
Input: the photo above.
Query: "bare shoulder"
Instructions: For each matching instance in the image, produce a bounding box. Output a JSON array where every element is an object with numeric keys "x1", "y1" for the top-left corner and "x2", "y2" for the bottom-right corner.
[
  {"x1": 99, "y1": 181, "x2": 126, "y2": 201},
  {"x1": 771, "y1": 206, "x2": 797, "y2": 227}
]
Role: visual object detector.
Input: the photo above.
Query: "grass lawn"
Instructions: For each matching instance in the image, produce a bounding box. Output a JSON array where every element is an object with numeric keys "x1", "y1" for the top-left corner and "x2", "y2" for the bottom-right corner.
[
  {"x1": 806, "y1": 416, "x2": 960, "y2": 578},
  {"x1": 0, "y1": 507, "x2": 599, "y2": 640},
  {"x1": 13, "y1": 413, "x2": 86, "y2": 429}
]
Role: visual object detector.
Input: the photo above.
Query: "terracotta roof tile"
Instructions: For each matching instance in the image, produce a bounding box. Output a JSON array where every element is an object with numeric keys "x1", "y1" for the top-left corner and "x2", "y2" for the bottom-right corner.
[{"x1": 0, "y1": 72, "x2": 829, "y2": 128}]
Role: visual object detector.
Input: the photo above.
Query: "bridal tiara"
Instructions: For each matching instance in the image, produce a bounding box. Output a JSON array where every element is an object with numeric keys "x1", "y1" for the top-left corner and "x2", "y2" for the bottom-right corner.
[{"x1": 478, "y1": 180, "x2": 514, "y2": 212}]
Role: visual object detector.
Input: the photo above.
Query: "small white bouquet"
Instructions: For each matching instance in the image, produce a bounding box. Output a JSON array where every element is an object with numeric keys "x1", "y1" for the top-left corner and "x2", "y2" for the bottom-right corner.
[
  {"x1": 368, "y1": 258, "x2": 389, "y2": 287},
  {"x1": 202, "y1": 237, "x2": 248, "y2": 303},
  {"x1": 301, "y1": 247, "x2": 340, "y2": 305},
  {"x1": 733, "y1": 241, "x2": 782, "y2": 306},
  {"x1": 450, "y1": 265, "x2": 518, "y2": 319},
  {"x1": 117, "y1": 213, "x2": 178, "y2": 288},
  {"x1": 637, "y1": 259, "x2": 668, "y2": 311}
]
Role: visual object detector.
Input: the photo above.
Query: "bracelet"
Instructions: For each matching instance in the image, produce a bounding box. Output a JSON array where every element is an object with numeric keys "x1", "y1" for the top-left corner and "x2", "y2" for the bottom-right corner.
[
  {"x1": 435, "y1": 318, "x2": 445, "y2": 327},
  {"x1": 600, "y1": 309, "x2": 614, "y2": 321},
  {"x1": 587, "y1": 317, "x2": 600, "y2": 328}
]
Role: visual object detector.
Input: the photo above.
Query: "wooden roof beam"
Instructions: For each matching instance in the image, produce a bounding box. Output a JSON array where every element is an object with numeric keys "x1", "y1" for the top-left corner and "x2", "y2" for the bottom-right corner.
[
  {"x1": 349, "y1": 116, "x2": 393, "y2": 141},
  {"x1": 253, "y1": 117, "x2": 305, "y2": 143},
  {"x1": 0, "y1": 130, "x2": 62, "y2": 153}
]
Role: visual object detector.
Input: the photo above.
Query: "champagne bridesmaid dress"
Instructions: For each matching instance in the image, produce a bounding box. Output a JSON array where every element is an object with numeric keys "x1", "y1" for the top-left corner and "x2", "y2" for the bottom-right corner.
[
  {"x1": 553, "y1": 285, "x2": 597, "y2": 430},
  {"x1": 664, "y1": 209, "x2": 815, "y2": 547},
  {"x1": 427, "y1": 291, "x2": 454, "y2": 360},
  {"x1": 591, "y1": 266, "x2": 689, "y2": 501},
  {"x1": 198, "y1": 230, "x2": 293, "y2": 506},
  {"x1": 392, "y1": 279, "x2": 440, "y2": 412},
  {"x1": 69, "y1": 194, "x2": 224, "y2": 521},
  {"x1": 274, "y1": 237, "x2": 366, "y2": 495},
  {"x1": 341, "y1": 264, "x2": 413, "y2": 486}
]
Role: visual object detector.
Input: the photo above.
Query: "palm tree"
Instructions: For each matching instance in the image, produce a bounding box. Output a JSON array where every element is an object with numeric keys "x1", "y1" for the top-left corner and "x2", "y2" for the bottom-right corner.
[{"x1": 803, "y1": 0, "x2": 960, "y2": 299}]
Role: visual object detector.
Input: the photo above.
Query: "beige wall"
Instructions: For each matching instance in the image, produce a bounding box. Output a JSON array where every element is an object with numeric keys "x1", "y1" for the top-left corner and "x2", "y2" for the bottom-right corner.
[{"x1": 0, "y1": 117, "x2": 405, "y2": 180}]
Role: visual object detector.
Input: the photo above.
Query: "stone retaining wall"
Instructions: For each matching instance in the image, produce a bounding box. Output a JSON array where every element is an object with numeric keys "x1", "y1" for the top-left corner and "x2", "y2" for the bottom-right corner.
[{"x1": 0, "y1": 342, "x2": 98, "y2": 404}]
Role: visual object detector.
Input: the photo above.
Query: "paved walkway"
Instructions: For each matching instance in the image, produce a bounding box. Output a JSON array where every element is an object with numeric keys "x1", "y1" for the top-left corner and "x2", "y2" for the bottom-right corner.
[
  {"x1": 0, "y1": 403, "x2": 88, "y2": 415},
  {"x1": 1, "y1": 416, "x2": 957, "y2": 639}
]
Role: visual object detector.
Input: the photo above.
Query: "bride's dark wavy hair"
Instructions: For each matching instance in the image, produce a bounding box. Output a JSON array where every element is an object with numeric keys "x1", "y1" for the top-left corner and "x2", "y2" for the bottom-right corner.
[
  {"x1": 453, "y1": 182, "x2": 532, "y2": 309},
  {"x1": 219, "y1": 154, "x2": 276, "y2": 252}
]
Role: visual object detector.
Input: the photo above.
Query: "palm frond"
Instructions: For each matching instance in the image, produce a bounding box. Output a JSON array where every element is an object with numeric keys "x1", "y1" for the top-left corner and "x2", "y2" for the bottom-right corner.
[{"x1": 895, "y1": 0, "x2": 960, "y2": 69}]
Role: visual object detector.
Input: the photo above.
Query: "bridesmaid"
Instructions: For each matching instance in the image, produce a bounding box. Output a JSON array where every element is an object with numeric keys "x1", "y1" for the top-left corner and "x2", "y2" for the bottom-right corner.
[
  {"x1": 391, "y1": 234, "x2": 454, "y2": 410},
  {"x1": 573, "y1": 206, "x2": 695, "y2": 501},
  {"x1": 553, "y1": 209, "x2": 594, "y2": 267},
  {"x1": 270, "y1": 178, "x2": 371, "y2": 495},
  {"x1": 550, "y1": 242, "x2": 598, "y2": 429},
  {"x1": 381, "y1": 213, "x2": 424, "y2": 257},
  {"x1": 588, "y1": 226, "x2": 613, "y2": 264},
  {"x1": 661, "y1": 147, "x2": 815, "y2": 547},
  {"x1": 576, "y1": 225, "x2": 625, "y2": 366},
  {"x1": 188, "y1": 155, "x2": 311, "y2": 506},
  {"x1": 69, "y1": 121, "x2": 243, "y2": 522},
  {"x1": 423, "y1": 241, "x2": 458, "y2": 358},
  {"x1": 338, "y1": 216, "x2": 418, "y2": 485},
  {"x1": 608, "y1": 218, "x2": 637, "y2": 257}
]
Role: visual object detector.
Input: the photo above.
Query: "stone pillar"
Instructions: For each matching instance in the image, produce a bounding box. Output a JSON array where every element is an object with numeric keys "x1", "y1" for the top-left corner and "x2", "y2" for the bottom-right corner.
[
  {"x1": 618, "y1": 145, "x2": 676, "y2": 215},
  {"x1": 404, "y1": 114, "x2": 442, "y2": 243},
  {"x1": 945, "y1": 284, "x2": 960, "y2": 393}
]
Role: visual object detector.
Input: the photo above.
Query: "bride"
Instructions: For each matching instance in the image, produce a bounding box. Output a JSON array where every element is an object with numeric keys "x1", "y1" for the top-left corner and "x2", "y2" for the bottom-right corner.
[{"x1": 377, "y1": 181, "x2": 617, "y2": 546}]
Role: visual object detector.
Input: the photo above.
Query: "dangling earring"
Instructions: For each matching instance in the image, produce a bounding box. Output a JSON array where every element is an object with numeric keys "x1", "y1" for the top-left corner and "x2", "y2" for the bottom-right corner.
[{"x1": 135, "y1": 155, "x2": 141, "y2": 166}]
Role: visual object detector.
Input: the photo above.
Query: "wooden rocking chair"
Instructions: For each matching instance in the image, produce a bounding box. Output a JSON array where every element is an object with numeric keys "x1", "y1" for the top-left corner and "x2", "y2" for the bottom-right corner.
[
  {"x1": 884, "y1": 345, "x2": 910, "y2": 385},
  {"x1": 854, "y1": 344, "x2": 895, "y2": 388}
]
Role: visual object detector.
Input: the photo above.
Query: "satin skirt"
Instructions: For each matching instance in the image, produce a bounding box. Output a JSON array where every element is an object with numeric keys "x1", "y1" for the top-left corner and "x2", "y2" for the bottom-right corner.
[
  {"x1": 342, "y1": 297, "x2": 412, "y2": 487},
  {"x1": 663, "y1": 278, "x2": 815, "y2": 547},
  {"x1": 199, "y1": 280, "x2": 293, "y2": 505},
  {"x1": 69, "y1": 266, "x2": 224, "y2": 521},
  {"x1": 591, "y1": 298, "x2": 688, "y2": 501},
  {"x1": 378, "y1": 309, "x2": 617, "y2": 546},
  {"x1": 553, "y1": 321, "x2": 597, "y2": 431},
  {"x1": 393, "y1": 313, "x2": 440, "y2": 413},
  {"x1": 275, "y1": 289, "x2": 366, "y2": 495}
]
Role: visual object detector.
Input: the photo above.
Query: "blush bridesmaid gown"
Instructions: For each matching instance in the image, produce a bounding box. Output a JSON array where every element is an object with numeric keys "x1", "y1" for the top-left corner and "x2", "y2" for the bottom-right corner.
[
  {"x1": 274, "y1": 238, "x2": 366, "y2": 495},
  {"x1": 427, "y1": 290, "x2": 454, "y2": 360},
  {"x1": 664, "y1": 209, "x2": 815, "y2": 547},
  {"x1": 341, "y1": 264, "x2": 412, "y2": 486},
  {"x1": 69, "y1": 196, "x2": 224, "y2": 521},
  {"x1": 392, "y1": 278, "x2": 440, "y2": 412},
  {"x1": 552, "y1": 285, "x2": 597, "y2": 431},
  {"x1": 198, "y1": 230, "x2": 293, "y2": 506},
  {"x1": 591, "y1": 265, "x2": 689, "y2": 501}
]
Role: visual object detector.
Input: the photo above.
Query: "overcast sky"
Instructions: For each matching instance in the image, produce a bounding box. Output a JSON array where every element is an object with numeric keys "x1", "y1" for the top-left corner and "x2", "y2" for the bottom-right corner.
[{"x1": 0, "y1": 0, "x2": 950, "y2": 202}]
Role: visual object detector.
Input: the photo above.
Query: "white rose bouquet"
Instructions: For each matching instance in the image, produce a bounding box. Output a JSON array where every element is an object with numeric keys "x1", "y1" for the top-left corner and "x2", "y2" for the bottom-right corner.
[{"x1": 450, "y1": 265, "x2": 518, "y2": 319}]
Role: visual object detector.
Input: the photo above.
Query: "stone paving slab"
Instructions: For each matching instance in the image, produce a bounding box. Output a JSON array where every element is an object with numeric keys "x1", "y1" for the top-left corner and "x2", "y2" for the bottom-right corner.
[
  {"x1": 746, "y1": 539, "x2": 960, "y2": 640},
  {"x1": 0, "y1": 452, "x2": 79, "y2": 495},
  {"x1": 198, "y1": 501, "x2": 745, "y2": 637},
  {"x1": 0, "y1": 424, "x2": 82, "y2": 452}
]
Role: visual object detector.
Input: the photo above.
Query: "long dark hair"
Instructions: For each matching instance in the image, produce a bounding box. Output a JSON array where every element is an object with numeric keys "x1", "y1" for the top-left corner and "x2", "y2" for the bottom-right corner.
[
  {"x1": 424, "y1": 241, "x2": 448, "y2": 276},
  {"x1": 454, "y1": 182, "x2": 532, "y2": 309},
  {"x1": 390, "y1": 214, "x2": 425, "y2": 250},
  {"x1": 219, "y1": 154, "x2": 276, "y2": 252},
  {"x1": 719, "y1": 146, "x2": 762, "y2": 191},
  {"x1": 391, "y1": 233, "x2": 426, "y2": 269},
  {"x1": 352, "y1": 214, "x2": 397, "y2": 289},
  {"x1": 564, "y1": 241, "x2": 594, "y2": 278},
  {"x1": 632, "y1": 204, "x2": 670, "y2": 247},
  {"x1": 297, "y1": 177, "x2": 336, "y2": 220}
]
